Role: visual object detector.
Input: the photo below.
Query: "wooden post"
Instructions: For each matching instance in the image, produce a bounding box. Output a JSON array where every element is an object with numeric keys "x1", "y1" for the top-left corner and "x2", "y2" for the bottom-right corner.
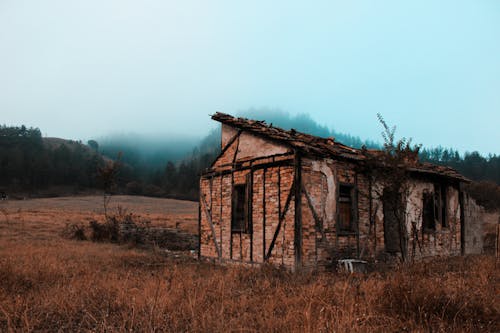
[
  {"x1": 249, "y1": 171, "x2": 254, "y2": 262},
  {"x1": 266, "y1": 180, "x2": 295, "y2": 260},
  {"x1": 230, "y1": 171, "x2": 234, "y2": 259},
  {"x1": 201, "y1": 194, "x2": 222, "y2": 259},
  {"x1": 355, "y1": 174, "x2": 360, "y2": 258},
  {"x1": 219, "y1": 175, "x2": 223, "y2": 259},
  {"x1": 294, "y1": 152, "x2": 302, "y2": 268},
  {"x1": 198, "y1": 180, "x2": 202, "y2": 259},
  {"x1": 496, "y1": 223, "x2": 500, "y2": 265},
  {"x1": 263, "y1": 168, "x2": 266, "y2": 261}
]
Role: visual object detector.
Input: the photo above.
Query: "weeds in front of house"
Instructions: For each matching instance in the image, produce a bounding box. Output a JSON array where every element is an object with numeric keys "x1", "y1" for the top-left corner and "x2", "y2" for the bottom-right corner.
[{"x1": 0, "y1": 241, "x2": 497, "y2": 332}]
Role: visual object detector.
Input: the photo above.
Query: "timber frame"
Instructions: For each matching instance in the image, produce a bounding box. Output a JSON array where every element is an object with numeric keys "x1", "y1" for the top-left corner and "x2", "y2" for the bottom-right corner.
[{"x1": 198, "y1": 113, "x2": 483, "y2": 270}]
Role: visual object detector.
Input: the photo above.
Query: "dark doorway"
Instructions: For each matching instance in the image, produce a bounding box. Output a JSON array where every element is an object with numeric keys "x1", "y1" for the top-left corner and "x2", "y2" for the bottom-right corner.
[{"x1": 383, "y1": 188, "x2": 403, "y2": 253}]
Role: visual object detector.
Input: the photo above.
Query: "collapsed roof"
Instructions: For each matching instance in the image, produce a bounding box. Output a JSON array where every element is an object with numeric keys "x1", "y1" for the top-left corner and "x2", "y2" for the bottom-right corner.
[{"x1": 212, "y1": 112, "x2": 468, "y2": 182}]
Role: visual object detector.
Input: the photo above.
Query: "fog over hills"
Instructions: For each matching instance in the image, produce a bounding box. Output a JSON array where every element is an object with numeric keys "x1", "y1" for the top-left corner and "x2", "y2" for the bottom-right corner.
[
  {"x1": 95, "y1": 109, "x2": 381, "y2": 168},
  {"x1": 1, "y1": 109, "x2": 499, "y2": 208}
]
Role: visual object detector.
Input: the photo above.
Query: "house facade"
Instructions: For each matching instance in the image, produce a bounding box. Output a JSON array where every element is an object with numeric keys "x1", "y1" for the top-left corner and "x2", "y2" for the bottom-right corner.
[{"x1": 199, "y1": 113, "x2": 483, "y2": 270}]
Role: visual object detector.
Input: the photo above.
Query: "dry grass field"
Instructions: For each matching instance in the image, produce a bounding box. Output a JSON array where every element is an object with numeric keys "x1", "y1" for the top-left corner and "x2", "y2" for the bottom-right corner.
[{"x1": 0, "y1": 195, "x2": 498, "y2": 332}]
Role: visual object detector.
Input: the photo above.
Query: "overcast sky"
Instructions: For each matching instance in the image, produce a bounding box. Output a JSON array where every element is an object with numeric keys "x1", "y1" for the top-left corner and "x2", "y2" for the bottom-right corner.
[{"x1": 1, "y1": 1, "x2": 499, "y2": 154}]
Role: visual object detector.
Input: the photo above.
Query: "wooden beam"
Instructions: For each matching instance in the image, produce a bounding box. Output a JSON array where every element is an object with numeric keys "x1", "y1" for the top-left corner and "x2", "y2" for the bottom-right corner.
[
  {"x1": 265, "y1": 180, "x2": 295, "y2": 261},
  {"x1": 302, "y1": 184, "x2": 326, "y2": 241},
  {"x1": 262, "y1": 168, "x2": 266, "y2": 261},
  {"x1": 355, "y1": 173, "x2": 360, "y2": 258},
  {"x1": 202, "y1": 153, "x2": 294, "y2": 176},
  {"x1": 201, "y1": 194, "x2": 222, "y2": 259},
  {"x1": 198, "y1": 183, "x2": 201, "y2": 260},
  {"x1": 232, "y1": 135, "x2": 241, "y2": 165},
  {"x1": 249, "y1": 171, "x2": 254, "y2": 262},
  {"x1": 294, "y1": 152, "x2": 302, "y2": 268},
  {"x1": 219, "y1": 175, "x2": 223, "y2": 258},
  {"x1": 209, "y1": 130, "x2": 242, "y2": 169},
  {"x1": 230, "y1": 172, "x2": 234, "y2": 259},
  {"x1": 278, "y1": 166, "x2": 283, "y2": 265}
]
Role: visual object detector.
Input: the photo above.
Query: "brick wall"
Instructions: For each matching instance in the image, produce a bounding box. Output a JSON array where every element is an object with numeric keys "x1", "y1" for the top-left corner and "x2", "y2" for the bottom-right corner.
[{"x1": 201, "y1": 126, "x2": 476, "y2": 270}]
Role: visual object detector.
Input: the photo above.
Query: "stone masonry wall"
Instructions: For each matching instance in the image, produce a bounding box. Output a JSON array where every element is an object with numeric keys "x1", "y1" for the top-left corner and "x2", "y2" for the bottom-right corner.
[
  {"x1": 299, "y1": 157, "x2": 466, "y2": 269},
  {"x1": 463, "y1": 192, "x2": 484, "y2": 255}
]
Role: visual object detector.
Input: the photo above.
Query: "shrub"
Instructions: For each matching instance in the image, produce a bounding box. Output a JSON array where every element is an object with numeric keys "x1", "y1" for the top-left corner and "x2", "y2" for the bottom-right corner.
[
  {"x1": 88, "y1": 208, "x2": 150, "y2": 245},
  {"x1": 61, "y1": 223, "x2": 87, "y2": 240},
  {"x1": 125, "y1": 181, "x2": 143, "y2": 195},
  {"x1": 89, "y1": 218, "x2": 120, "y2": 242}
]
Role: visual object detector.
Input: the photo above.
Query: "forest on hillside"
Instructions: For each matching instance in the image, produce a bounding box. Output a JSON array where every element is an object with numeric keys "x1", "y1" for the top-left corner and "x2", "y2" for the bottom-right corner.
[
  {"x1": 1, "y1": 111, "x2": 499, "y2": 209},
  {"x1": 0, "y1": 125, "x2": 103, "y2": 194}
]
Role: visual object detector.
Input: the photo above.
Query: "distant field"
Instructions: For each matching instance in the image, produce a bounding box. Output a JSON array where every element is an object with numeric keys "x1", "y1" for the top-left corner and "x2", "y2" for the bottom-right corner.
[
  {"x1": 0, "y1": 195, "x2": 198, "y2": 242},
  {"x1": 0, "y1": 195, "x2": 498, "y2": 332}
]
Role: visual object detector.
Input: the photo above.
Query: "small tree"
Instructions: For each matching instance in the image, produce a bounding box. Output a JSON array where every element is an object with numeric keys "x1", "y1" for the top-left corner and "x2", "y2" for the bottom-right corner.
[
  {"x1": 87, "y1": 140, "x2": 99, "y2": 152},
  {"x1": 97, "y1": 153, "x2": 122, "y2": 220},
  {"x1": 362, "y1": 114, "x2": 421, "y2": 262}
]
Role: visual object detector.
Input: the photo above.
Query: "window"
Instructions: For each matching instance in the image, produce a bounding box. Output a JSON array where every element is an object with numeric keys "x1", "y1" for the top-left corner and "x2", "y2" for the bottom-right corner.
[
  {"x1": 438, "y1": 184, "x2": 448, "y2": 228},
  {"x1": 231, "y1": 182, "x2": 251, "y2": 233},
  {"x1": 338, "y1": 184, "x2": 356, "y2": 232},
  {"x1": 422, "y1": 191, "x2": 435, "y2": 231},
  {"x1": 423, "y1": 184, "x2": 447, "y2": 232}
]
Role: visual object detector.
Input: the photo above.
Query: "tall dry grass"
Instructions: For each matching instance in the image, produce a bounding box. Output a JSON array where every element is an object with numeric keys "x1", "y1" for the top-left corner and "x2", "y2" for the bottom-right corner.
[
  {"x1": 0, "y1": 239, "x2": 498, "y2": 332},
  {"x1": 0, "y1": 196, "x2": 498, "y2": 332}
]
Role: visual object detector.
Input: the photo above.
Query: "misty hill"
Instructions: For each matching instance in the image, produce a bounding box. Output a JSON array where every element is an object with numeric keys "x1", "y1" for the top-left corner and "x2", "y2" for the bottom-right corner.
[
  {"x1": 1, "y1": 111, "x2": 499, "y2": 209},
  {"x1": 95, "y1": 109, "x2": 381, "y2": 172},
  {"x1": 89, "y1": 109, "x2": 382, "y2": 198},
  {"x1": 237, "y1": 108, "x2": 380, "y2": 149},
  {"x1": 98, "y1": 133, "x2": 200, "y2": 169}
]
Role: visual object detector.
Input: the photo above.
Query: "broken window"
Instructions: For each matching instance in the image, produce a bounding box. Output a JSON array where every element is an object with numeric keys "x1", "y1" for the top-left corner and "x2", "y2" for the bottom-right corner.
[
  {"x1": 231, "y1": 181, "x2": 251, "y2": 233},
  {"x1": 423, "y1": 184, "x2": 447, "y2": 232},
  {"x1": 338, "y1": 184, "x2": 356, "y2": 233},
  {"x1": 422, "y1": 191, "x2": 435, "y2": 231}
]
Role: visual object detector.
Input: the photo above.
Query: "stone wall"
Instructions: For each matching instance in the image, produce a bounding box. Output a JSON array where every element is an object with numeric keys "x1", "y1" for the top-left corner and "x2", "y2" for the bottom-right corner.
[
  {"x1": 299, "y1": 157, "x2": 466, "y2": 269},
  {"x1": 400, "y1": 181, "x2": 462, "y2": 259},
  {"x1": 462, "y1": 192, "x2": 484, "y2": 254},
  {"x1": 119, "y1": 223, "x2": 197, "y2": 251},
  {"x1": 300, "y1": 158, "x2": 368, "y2": 269}
]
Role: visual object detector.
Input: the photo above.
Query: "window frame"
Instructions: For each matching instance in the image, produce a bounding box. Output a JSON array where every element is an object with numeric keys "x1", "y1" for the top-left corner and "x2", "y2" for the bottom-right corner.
[
  {"x1": 231, "y1": 178, "x2": 252, "y2": 234},
  {"x1": 437, "y1": 184, "x2": 448, "y2": 228},
  {"x1": 422, "y1": 190, "x2": 436, "y2": 233},
  {"x1": 337, "y1": 183, "x2": 357, "y2": 234}
]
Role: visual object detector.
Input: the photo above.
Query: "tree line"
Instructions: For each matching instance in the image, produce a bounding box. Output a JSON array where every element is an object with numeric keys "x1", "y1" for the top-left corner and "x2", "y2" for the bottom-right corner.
[
  {"x1": 0, "y1": 125, "x2": 104, "y2": 195},
  {"x1": 1, "y1": 122, "x2": 499, "y2": 209}
]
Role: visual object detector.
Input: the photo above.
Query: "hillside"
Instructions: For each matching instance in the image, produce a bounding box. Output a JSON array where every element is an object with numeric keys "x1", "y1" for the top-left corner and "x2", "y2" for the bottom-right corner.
[{"x1": 0, "y1": 125, "x2": 105, "y2": 194}]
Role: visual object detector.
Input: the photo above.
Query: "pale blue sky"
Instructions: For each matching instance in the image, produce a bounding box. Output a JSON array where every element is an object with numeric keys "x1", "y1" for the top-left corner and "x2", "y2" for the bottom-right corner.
[{"x1": 1, "y1": 1, "x2": 499, "y2": 153}]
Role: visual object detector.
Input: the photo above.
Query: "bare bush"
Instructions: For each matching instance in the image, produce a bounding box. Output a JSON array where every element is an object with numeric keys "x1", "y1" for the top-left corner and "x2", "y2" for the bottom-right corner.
[
  {"x1": 88, "y1": 208, "x2": 150, "y2": 245},
  {"x1": 61, "y1": 223, "x2": 87, "y2": 241}
]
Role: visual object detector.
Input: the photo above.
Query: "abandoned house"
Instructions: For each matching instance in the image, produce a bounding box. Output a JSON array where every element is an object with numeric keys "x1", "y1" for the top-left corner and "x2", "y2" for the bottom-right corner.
[{"x1": 199, "y1": 113, "x2": 483, "y2": 270}]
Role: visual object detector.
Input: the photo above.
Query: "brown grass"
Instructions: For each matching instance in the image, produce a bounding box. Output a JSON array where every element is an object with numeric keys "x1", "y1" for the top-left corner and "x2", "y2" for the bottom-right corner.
[{"x1": 0, "y1": 196, "x2": 498, "y2": 332}]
